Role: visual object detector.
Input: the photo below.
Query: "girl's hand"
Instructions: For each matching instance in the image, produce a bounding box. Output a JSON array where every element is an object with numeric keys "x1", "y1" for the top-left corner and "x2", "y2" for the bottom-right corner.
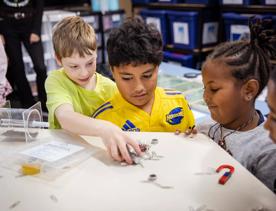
[{"x1": 29, "y1": 33, "x2": 40, "y2": 44}]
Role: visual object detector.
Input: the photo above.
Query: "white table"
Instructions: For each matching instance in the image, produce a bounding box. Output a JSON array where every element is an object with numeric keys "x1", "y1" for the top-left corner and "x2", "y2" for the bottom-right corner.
[{"x1": 0, "y1": 129, "x2": 275, "y2": 211}]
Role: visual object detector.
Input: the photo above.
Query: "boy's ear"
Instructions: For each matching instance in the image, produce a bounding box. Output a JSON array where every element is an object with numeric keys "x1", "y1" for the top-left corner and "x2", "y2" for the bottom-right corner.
[
  {"x1": 242, "y1": 79, "x2": 259, "y2": 101},
  {"x1": 55, "y1": 54, "x2": 62, "y2": 66}
]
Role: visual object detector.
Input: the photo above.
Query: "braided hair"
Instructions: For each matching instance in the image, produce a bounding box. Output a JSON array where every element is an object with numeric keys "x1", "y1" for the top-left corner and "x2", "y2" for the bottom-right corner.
[{"x1": 205, "y1": 17, "x2": 276, "y2": 97}]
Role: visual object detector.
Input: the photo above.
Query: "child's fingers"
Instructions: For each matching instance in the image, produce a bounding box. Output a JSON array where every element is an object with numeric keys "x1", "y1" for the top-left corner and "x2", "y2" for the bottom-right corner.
[
  {"x1": 192, "y1": 127, "x2": 198, "y2": 134},
  {"x1": 175, "y1": 129, "x2": 181, "y2": 135},
  {"x1": 183, "y1": 127, "x2": 197, "y2": 137},
  {"x1": 118, "y1": 142, "x2": 133, "y2": 164},
  {"x1": 110, "y1": 144, "x2": 123, "y2": 162},
  {"x1": 127, "y1": 138, "x2": 142, "y2": 156},
  {"x1": 185, "y1": 129, "x2": 192, "y2": 135}
]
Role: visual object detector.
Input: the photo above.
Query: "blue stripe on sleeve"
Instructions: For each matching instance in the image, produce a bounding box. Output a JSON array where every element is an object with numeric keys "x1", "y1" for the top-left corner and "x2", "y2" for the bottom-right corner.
[{"x1": 92, "y1": 105, "x2": 113, "y2": 118}]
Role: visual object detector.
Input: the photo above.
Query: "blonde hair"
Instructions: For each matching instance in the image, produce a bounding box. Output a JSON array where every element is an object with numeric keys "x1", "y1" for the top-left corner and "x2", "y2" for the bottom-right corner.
[{"x1": 52, "y1": 16, "x2": 97, "y2": 59}]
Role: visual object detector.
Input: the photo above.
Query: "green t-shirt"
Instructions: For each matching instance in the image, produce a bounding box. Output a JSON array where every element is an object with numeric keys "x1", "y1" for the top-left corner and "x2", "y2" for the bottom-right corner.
[{"x1": 45, "y1": 68, "x2": 116, "y2": 129}]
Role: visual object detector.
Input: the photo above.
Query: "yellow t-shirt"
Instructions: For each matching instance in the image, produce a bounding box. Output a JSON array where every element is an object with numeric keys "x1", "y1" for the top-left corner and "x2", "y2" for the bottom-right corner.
[
  {"x1": 93, "y1": 87, "x2": 195, "y2": 132},
  {"x1": 45, "y1": 68, "x2": 116, "y2": 129}
]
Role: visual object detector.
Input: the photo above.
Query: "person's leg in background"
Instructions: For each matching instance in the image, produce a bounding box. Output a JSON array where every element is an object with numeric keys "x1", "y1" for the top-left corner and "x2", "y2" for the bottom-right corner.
[
  {"x1": 23, "y1": 37, "x2": 48, "y2": 112},
  {"x1": 4, "y1": 32, "x2": 36, "y2": 108}
]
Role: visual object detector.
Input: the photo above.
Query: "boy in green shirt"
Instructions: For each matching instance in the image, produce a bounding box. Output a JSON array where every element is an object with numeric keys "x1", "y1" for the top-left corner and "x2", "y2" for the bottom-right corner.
[{"x1": 45, "y1": 16, "x2": 141, "y2": 164}]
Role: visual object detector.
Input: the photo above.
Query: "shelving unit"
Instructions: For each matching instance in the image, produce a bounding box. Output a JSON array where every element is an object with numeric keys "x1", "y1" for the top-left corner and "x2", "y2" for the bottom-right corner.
[
  {"x1": 165, "y1": 45, "x2": 216, "y2": 54},
  {"x1": 219, "y1": 4, "x2": 276, "y2": 67},
  {"x1": 101, "y1": 9, "x2": 125, "y2": 63},
  {"x1": 220, "y1": 4, "x2": 276, "y2": 13},
  {"x1": 63, "y1": 7, "x2": 125, "y2": 65},
  {"x1": 219, "y1": 4, "x2": 276, "y2": 42},
  {"x1": 132, "y1": 2, "x2": 220, "y2": 68},
  {"x1": 22, "y1": 7, "x2": 125, "y2": 85},
  {"x1": 133, "y1": 2, "x2": 276, "y2": 69}
]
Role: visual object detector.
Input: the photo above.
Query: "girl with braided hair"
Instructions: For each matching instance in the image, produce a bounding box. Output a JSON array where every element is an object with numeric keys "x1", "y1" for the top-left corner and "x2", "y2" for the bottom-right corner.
[{"x1": 198, "y1": 18, "x2": 276, "y2": 193}]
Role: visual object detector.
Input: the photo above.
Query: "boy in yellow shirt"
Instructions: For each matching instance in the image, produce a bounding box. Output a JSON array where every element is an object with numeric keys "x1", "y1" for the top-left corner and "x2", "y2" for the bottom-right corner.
[
  {"x1": 93, "y1": 17, "x2": 195, "y2": 133},
  {"x1": 45, "y1": 16, "x2": 141, "y2": 164}
]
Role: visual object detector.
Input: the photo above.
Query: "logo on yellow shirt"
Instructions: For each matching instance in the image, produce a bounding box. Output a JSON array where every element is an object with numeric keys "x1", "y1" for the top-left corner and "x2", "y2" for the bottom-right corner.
[
  {"x1": 122, "y1": 120, "x2": 140, "y2": 132},
  {"x1": 166, "y1": 107, "x2": 184, "y2": 125}
]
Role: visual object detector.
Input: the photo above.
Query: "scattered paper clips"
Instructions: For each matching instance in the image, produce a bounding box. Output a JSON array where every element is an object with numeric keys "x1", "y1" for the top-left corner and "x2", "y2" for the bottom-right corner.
[{"x1": 142, "y1": 174, "x2": 174, "y2": 189}]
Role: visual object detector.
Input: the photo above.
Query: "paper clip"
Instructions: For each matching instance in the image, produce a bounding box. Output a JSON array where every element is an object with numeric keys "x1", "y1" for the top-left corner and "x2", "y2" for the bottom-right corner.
[{"x1": 216, "y1": 164, "x2": 235, "y2": 185}]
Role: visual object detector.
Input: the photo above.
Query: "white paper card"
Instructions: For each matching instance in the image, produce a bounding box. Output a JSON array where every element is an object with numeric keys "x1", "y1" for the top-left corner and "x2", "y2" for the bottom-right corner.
[
  {"x1": 112, "y1": 14, "x2": 120, "y2": 22},
  {"x1": 230, "y1": 25, "x2": 250, "y2": 41},
  {"x1": 265, "y1": 0, "x2": 276, "y2": 4},
  {"x1": 223, "y1": 0, "x2": 243, "y2": 4},
  {"x1": 202, "y1": 22, "x2": 218, "y2": 44},
  {"x1": 173, "y1": 22, "x2": 189, "y2": 45},
  {"x1": 146, "y1": 17, "x2": 161, "y2": 32},
  {"x1": 21, "y1": 141, "x2": 84, "y2": 162},
  {"x1": 83, "y1": 16, "x2": 95, "y2": 23}
]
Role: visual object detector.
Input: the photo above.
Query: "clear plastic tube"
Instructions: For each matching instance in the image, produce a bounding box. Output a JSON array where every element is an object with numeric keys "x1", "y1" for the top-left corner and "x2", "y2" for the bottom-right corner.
[{"x1": 0, "y1": 119, "x2": 49, "y2": 128}]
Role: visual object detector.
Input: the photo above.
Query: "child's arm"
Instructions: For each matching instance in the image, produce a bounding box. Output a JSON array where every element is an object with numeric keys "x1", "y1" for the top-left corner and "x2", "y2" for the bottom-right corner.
[{"x1": 55, "y1": 104, "x2": 142, "y2": 164}]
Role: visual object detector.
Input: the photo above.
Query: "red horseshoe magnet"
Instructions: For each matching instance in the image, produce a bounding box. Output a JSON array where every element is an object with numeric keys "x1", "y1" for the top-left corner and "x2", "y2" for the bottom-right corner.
[{"x1": 216, "y1": 164, "x2": 235, "y2": 185}]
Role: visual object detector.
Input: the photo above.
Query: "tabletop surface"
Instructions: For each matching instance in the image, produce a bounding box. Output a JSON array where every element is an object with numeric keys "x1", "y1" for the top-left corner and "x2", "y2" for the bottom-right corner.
[{"x1": 0, "y1": 128, "x2": 275, "y2": 211}]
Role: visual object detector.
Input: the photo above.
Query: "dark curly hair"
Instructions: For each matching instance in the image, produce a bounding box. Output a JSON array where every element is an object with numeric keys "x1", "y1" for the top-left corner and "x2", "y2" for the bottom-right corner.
[
  {"x1": 107, "y1": 16, "x2": 163, "y2": 68},
  {"x1": 204, "y1": 17, "x2": 276, "y2": 97}
]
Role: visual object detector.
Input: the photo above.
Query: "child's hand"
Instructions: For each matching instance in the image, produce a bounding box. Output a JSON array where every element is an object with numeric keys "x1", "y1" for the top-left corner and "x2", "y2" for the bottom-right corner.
[
  {"x1": 185, "y1": 127, "x2": 197, "y2": 136},
  {"x1": 99, "y1": 121, "x2": 142, "y2": 164},
  {"x1": 174, "y1": 126, "x2": 197, "y2": 136},
  {"x1": 29, "y1": 33, "x2": 40, "y2": 44}
]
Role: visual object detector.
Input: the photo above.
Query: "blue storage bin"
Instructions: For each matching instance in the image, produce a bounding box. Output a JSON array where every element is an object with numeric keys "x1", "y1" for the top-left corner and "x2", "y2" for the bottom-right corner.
[
  {"x1": 167, "y1": 11, "x2": 219, "y2": 50},
  {"x1": 273, "y1": 16, "x2": 276, "y2": 28},
  {"x1": 186, "y1": 0, "x2": 219, "y2": 5},
  {"x1": 156, "y1": 0, "x2": 184, "y2": 3},
  {"x1": 132, "y1": 0, "x2": 156, "y2": 3},
  {"x1": 260, "y1": 0, "x2": 276, "y2": 5},
  {"x1": 82, "y1": 14, "x2": 100, "y2": 31},
  {"x1": 219, "y1": 0, "x2": 257, "y2": 5},
  {"x1": 223, "y1": 13, "x2": 271, "y2": 41},
  {"x1": 140, "y1": 10, "x2": 169, "y2": 45},
  {"x1": 103, "y1": 11, "x2": 125, "y2": 31},
  {"x1": 163, "y1": 51, "x2": 194, "y2": 68}
]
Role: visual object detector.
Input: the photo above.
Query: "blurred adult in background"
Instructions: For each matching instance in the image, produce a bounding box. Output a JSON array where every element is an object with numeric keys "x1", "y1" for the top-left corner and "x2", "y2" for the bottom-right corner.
[
  {"x1": 0, "y1": 37, "x2": 12, "y2": 107},
  {"x1": 0, "y1": 0, "x2": 47, "y2": 111}
]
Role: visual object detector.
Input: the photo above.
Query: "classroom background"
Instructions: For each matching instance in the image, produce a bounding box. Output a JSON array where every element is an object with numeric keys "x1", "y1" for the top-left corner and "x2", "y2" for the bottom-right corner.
[{"x1": 12, "y1": 0, "x2": 276, "y2": 118}]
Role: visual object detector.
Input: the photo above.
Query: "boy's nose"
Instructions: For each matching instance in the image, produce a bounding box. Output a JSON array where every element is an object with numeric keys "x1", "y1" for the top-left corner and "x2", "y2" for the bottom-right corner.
[
  {"x1": 134, "y1": 80, "x2": 145, "y2": 93},
  {"x1": 79, "y1": 68, "x2": 89, "y2": 77}
]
